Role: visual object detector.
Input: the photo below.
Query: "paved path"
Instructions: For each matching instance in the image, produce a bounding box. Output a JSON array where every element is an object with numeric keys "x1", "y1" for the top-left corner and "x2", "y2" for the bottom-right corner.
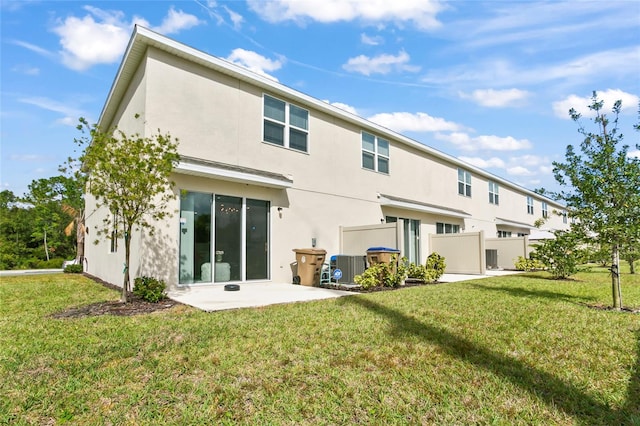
[{"x1": 0, "y1": 269, "x2": 63, "y2": 277}]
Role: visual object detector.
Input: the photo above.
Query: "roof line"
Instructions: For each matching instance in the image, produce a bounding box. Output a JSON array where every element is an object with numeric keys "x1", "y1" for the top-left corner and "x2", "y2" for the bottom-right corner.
[{"x1": 98, "y1": 25, "x2": 564, "y2": 207}]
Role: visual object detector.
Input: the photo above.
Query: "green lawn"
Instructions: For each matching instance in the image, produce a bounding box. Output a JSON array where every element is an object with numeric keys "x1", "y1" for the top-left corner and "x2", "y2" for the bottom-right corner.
[{"x1": 1, "y1": 270, "x2": 639, "y2": 425}]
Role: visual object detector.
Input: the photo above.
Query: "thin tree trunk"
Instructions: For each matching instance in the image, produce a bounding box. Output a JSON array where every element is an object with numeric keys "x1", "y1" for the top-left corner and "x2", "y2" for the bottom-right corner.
[
  {"x1": 76, "y1": 215, "x2": 85, "y2": 269},
  {"x1": 612, "y1": 243, "x2": 622, "y2": 310},
  {"x1": 122, "y1": 226, "x2": 131, "y2": 303},
  {"x1": 44, "y1": 228, "x2": 49, "y2": 261}
]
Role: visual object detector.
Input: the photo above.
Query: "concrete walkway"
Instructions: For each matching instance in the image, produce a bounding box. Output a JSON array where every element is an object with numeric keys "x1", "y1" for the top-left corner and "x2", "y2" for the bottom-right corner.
[
  {"x1": 0, "y1": 269, "x2": 63, "y2": 277},
  {"x1": 167, "y1": 270, "x2": 521, "y2": 312}
]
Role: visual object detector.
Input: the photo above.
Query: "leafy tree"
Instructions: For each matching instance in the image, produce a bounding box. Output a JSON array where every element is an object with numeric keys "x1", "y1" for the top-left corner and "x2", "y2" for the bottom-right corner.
[
  {"x1": 0, "y1": 190, "x2": 34, "y2": 269},
  {"x1": 23, "y1": 176, "x2": 81, "y2": 262},
  {"x1": 75, "y1": 116, "x2": 180, "y2": 302},
  {"x1": 552, "y1": 92, "x2": 640, "y2": 309}
]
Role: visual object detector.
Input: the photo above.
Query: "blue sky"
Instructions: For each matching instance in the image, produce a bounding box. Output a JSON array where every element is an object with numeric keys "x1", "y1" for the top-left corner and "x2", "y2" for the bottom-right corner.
[{"x1": 2, "y1": 0, "x2": 639, "y2": 197}]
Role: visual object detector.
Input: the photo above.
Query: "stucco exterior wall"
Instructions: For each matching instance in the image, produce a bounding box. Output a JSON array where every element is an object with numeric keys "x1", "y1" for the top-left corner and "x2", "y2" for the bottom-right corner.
[{"x1": 86, "y1": 29, "x2": 570, "y2": 290}]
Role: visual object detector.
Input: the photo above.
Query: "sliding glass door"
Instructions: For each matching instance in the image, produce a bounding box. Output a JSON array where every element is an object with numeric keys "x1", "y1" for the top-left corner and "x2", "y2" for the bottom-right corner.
[{"x1": 179, "y1": 191, "x2": 269, "y2": 284}]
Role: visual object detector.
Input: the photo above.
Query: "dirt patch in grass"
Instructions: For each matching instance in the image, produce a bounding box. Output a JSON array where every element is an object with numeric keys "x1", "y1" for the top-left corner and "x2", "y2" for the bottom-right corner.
[
  {"x1": 584, "y1": 303, "x2": 640, "y2": 314},
  {"x1": 51, "y1": 273, "x2": 182, "y2": 318},
  {"x1": 319, "y1": 279, "x2": 444, "y2": 293}
]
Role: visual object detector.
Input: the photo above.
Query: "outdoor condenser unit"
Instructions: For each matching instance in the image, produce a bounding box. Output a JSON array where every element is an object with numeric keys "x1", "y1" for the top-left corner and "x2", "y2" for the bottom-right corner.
[
  {"x1": 486, "y1": 249, "x2": 498, "y2": 270},
  {"x1": 335, "y1": 255, "x2": 367, "y2": 284}
]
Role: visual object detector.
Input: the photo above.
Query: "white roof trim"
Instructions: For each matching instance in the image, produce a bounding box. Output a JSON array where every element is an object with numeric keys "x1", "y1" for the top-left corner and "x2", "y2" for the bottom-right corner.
[
  {"x1": 380, "y1": 196, "x2": 471, "y2": 219},
  {"x1": 175, "y1": 161, "x2": 293, "y2": 189},
  {"x1": 495, "y1": 218, "x2": 533, "y2": 230}
]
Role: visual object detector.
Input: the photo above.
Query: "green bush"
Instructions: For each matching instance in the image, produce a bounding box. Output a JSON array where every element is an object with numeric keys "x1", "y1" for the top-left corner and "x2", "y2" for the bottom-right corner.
[
  {"x1": 64, "y1": 264, "x2": 83, "y2": 273},
  {"x1": 532, "y1": 231, "x2": 583, "y2": 279},
  {"x1": 133, "y1": 276, "x2": 167, "y2": 302},
  {"x1": 514, "y1": 256, "x2": 545, "y2": 272},
  {"x1": 36, "y1": 258, "x2": 65, "y2": 269},
  {"x1": 425, "y1": 252, "x2": 446, "y2": 281},
  {"x1": 355, "y1": 255, "x2": 406, "y2": 289}
]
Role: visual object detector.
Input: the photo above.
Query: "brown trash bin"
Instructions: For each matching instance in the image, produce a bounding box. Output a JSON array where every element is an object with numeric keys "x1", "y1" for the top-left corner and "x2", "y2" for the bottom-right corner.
[{"x1": 292, "y1": 248, "x2": 327, "y2": 286}]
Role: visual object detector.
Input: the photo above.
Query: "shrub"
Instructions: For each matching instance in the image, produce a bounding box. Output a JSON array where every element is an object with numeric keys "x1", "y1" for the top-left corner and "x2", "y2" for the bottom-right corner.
[
  {"x1": 36, "y1": 258, "x2": 65, "y2": 269},
  {"x1": 64, "y1": 264, "x2": 83, "y2": 274},
  {"x1": 355, "y1": 255, "x2": 406, "y2": 289},
  {"x1": 133, "y1": 276, "x2": 167, "y2": 302},
  {"x1": 514, "y1": 256, "x2": 544, "y2": 272},
  {"x1": 532, "y1": 231, "x2": 583, "y2": 279},
  {"x1": 425, "y1": 252, "x2": 446, "y2": 281}
]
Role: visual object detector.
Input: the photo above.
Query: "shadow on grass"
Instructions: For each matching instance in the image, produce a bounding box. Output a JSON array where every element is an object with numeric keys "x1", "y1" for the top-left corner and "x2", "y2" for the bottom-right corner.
[
  {"x1": 622, "y1": 331, "x2": 640, "y2": 424},
  {"x1": 467, "y1": 283, "x2": 595, "y2": 305},
  {"x1": 342, "y1": 295, "x2": 637, "y2": 425}
]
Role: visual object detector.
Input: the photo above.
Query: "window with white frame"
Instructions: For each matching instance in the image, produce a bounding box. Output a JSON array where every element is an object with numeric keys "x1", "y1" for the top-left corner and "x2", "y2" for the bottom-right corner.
[
  {"x1": 527, "y1": 196, "x2": 534, "y2": 215},
  {"x1": 263, "y1": 94, "x2": 309, "y2": 153},
  {"x1": 489, "y1": 181, "x2": 499, "y2": 205},
  {"x1": 542, "y1": 201, "x2": 548, "y2": 218},
  {"x1": 361, "y1": 132, "x2": 389, "y2": 173},
  {"x1": 562, "y1": 209, "x2": 567, "y2": 224},
  {"x1": 436, "y1": 222, "x2": 460, "y2": 234},
  {"x1": 458, "y1": 169, "x2": 471, "y2": 197},
  {"x1": 497, "y1": 230, "x2": 512, "y2": 238}
]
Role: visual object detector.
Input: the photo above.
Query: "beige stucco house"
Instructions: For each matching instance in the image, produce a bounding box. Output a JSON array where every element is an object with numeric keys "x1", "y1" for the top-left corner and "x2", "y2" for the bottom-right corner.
[{"x1": 85, "y1": 26, "x2": 568, "y2": 289}]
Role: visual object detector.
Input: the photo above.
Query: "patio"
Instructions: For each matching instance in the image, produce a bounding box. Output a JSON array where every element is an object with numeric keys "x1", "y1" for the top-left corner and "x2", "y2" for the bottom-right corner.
[{"x1": 167, "y1": 271, "x2": 520, "y2": 312}]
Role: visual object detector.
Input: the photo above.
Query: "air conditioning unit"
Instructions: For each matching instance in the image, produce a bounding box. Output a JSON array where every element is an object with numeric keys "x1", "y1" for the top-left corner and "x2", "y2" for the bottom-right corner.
[
  {"x1": 486, "y1": 249, "x2": 498, "y2": 270},
  {"x1": 334, "y1": 255, "x2": 367, "y2": 284}
]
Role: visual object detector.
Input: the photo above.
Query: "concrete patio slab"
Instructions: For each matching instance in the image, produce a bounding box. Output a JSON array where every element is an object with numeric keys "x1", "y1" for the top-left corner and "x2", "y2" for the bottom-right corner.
[
  {"x1": 167, "y1": 282, "x2": 355, "y2": 312},
  {"x1": 167, "y1": 271, "x2": 522, "y2": 312}
]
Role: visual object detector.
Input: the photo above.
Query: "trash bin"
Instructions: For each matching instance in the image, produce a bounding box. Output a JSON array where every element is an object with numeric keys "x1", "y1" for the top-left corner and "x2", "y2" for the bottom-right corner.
[
  {"x1": 366, "y1": 247, "x2": 401, "y2": 267},
  {"x1": 292, "y1": 248, "x2": 327, "y2": 286}
]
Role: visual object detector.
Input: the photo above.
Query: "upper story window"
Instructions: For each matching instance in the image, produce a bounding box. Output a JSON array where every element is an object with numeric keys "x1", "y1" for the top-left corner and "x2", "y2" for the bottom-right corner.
[
  {"x1": 497, "y1": 230, "x2": 512, "y2": 238},
  {"x1": 458, "y1": 169, "x2": 471, "y2": 197},
  {"x1": 437, "y1": 222, "x2": 460, "y2": 234},
  {"x1": 362, "y1": 132, "x2": 389, "y2": 174},
  {"x1": 527, "y1": 196, "x2": 534, "y2": 215},
  {"x1": 542, "y1": 201, "x2": 548, "y2": 218},
  {"x1": 562, "y1": 209, "x2": 567, "y2": 224},
  {"x1": 489, "y1": 181, "x2": 499, "y2": 205},
  {"x1": 263, "y1": 94, "x2": 308, "y2": 153}
]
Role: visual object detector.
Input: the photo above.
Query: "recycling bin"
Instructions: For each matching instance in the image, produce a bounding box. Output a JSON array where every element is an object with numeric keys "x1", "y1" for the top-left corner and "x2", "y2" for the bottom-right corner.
[
  {"x1": 366, "y1": 247, "x2": 401, "y2": 267},
  {"x1": 293, "y1": 248, "x2": 327, "y2": 286}
]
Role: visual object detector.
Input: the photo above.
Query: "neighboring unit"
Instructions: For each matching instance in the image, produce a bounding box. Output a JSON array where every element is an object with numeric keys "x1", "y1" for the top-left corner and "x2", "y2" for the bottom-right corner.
[{"x1": 85, "y1": 26, "x2": 568, "y2": 289}]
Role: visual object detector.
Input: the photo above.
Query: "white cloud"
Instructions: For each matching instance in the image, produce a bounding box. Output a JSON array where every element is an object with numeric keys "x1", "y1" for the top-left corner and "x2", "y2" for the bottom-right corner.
[
  {"x1": 18, "y1": 96, "x2": 84, "y2": 124},
  {"x1": 10, "y1": 40, "x2": 55, "y2": 58},
  {"x1": 12, "y1": 65, "x2": 40, "y2": 75},
  {"x1": 246, "y1": 0, "x2": 445, "y2": 30},
  {"x1": 458, "y1": 156, "x2": 506, "y2": 169},
  {"x1": 323, "y1": 100, "x2": 359, "y2": 115},
  {"x1": 435, "y1": 132, "x2": 532, "y2": 151},
  {"x1": 10, "y1": 154, "x2": 51, "y2": 162},
  {"x1": 552, "y1": 89, "x2": 640, "y2": 119},
  {"x1": 226, "y1": 49, "x2": 282, "y2": 81},
  {"x1": 459, "y1": 88, "x2": 530, "y2": 107},
  {"x1": 627, "y1": 149, "x2": 640, "y2": 159},
  {"x1": 224, "y1": 6, "x2": 244, "y2": 29},
  {"x1": 361, "y1": 33, "x2": 383, "y2": 46},
  {"x1": 368, "y1": 112, "x2": 461, "y2": 133},
  {"x1": 342, "y1": 51, "x2": 420, "y2": 76},
  {"x1": 506, "y1": 166, "x2": 535, "y2": 176},
  {"x1": 152, "y1": 7, "x2": 203, "y2": 34},
  {"x1": 52, "y1": 6, "x2": 202, "y2": 71},
  {"x1": 422, "y1": 46, "x2": 640, "y2": 89}
]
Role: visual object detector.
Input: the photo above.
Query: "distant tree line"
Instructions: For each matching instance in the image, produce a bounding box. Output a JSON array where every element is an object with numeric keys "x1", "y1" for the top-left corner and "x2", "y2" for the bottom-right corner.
[{"x1": 1, "y1": 175, "x2": 83, "y2": 269}]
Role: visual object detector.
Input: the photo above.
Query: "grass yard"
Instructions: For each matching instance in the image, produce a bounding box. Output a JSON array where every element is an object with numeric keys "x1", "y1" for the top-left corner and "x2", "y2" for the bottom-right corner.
[{"x1": 1, "y1": 270, "x2": 639, "y2": 425}]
